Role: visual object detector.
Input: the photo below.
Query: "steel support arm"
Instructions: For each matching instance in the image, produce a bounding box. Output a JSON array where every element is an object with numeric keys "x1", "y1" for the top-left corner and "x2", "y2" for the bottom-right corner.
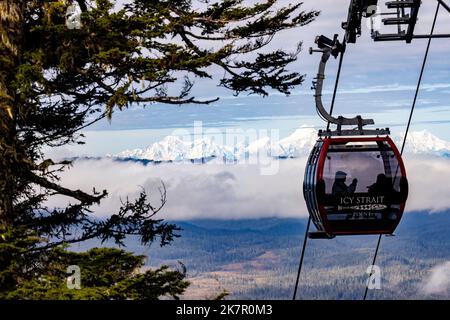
[{"x1": 314, "y1": 49, "x2": 374, "y2": 128}]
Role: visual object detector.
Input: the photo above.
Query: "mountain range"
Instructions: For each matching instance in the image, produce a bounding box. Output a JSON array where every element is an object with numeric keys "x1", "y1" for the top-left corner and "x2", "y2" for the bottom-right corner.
[{"x1": 111, "y1": 129, "x2": 450, "y2": 163}]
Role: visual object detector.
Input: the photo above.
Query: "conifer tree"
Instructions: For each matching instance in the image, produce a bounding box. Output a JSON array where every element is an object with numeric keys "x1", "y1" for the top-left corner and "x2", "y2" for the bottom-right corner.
[{"x1": 0, "y1": 0, "x2": 318, "y2": 299}]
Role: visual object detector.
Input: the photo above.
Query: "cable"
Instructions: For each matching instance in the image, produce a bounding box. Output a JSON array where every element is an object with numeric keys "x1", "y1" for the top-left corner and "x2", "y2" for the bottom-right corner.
[
  {"x1": 327, "y1": 47, "x2": 346, "y2": 131},
  {"x1": 292, "y1": 216, "x2": 311, "y2": 300},
  {"x1": 293, "y1": 42, "x2": 346, "y2": 300},
  {"x1": 363, "y1": 234, "x2": 382, "y2": 300},
  {"x1": 401, "y1": 3, "x2": 440, "y2": 155},
  {"x1": 363, "y1": 1, "x2": 441, "y2": 300}
]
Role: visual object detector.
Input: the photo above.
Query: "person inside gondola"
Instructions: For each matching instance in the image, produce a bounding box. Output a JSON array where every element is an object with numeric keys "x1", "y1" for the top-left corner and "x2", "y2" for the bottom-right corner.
[
  {"x1": 368, "y1": 173, "x2": 397, "y2": 196},
  {"x1": 367, "y1": 173, "x2": 387, "y2": 194},
  {"x1": 332, "y1": 171, "x2": 357, "y2": 196},
  {"x1": 367, "y1": 173, "x2": 396, "y2": 222}
]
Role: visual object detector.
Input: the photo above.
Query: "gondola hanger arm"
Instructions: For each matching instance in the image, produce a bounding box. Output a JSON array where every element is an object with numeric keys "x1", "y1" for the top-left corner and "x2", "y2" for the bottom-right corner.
[{"x1": 310, "y1": 35, "x2": 375, "y2": 132}]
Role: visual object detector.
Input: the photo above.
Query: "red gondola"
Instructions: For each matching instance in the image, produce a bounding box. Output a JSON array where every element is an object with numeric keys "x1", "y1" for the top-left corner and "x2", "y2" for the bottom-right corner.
[
  {"x1": 303, "y1": 135, "x2": 408, "y2": 238},
  {"x1": 303, "y1": 35, "x2": 409, "y2": 238}
]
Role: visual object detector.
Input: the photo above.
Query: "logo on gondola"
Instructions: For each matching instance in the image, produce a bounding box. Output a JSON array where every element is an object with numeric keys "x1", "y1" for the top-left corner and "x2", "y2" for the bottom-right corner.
[
  {"x1": 340, "y1": 195, "x2": 385, "y2": 205},
  {"x1": 338, "y1": 204, "x2": 388, "y2": 211},
  {"x1": 338, "y1": 196, "x2": 387, "y2": 211}
]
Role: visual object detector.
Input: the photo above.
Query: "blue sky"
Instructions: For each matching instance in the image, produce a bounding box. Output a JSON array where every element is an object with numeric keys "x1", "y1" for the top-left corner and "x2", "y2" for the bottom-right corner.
[{"x1": 55, "y1": 0, "x2": 450, "y2": 156}]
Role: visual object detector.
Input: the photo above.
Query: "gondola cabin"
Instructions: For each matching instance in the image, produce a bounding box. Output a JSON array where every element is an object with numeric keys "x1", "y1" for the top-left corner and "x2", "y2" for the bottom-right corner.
[{"x1": 303, "y1": 135, "x2": 408, "y2": 239}]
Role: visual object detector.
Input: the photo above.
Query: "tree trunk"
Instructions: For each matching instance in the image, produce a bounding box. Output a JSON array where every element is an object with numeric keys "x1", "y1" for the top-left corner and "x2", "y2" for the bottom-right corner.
[{"x1": 0, "y1": 1, "x2": 24, "y2": 229}]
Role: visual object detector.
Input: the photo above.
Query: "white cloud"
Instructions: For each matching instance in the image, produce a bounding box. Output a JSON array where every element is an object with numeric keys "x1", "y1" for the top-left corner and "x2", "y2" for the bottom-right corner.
[
  {"x1": 48, "y1": 154, "x2": 450, "y2": 220},
  {"x1": 422, "y1": 261, "x2": 450, "y2": 296},
  {"x1": 404, "y1": 155, "x2": 450, "y2": 213},
  {"x1": 51, "y1": 158, "x2": 307, "y2": 220},
  {"x1": 329, "y1": 83, "x2": 450, "y2": 95}
]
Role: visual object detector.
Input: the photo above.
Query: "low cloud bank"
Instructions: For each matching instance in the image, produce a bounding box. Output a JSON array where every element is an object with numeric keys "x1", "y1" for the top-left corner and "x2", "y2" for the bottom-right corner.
[
  {"x1": 405, "y1": 155, "x2": 450, "y2": 213},
  {"x1": 46, "y1": 154, "x2": 450, "y2": 220}
]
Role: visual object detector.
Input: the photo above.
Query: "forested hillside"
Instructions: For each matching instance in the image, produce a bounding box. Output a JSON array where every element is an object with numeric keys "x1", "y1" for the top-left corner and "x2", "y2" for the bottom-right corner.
[{"x1": 77, "y1": 211, "x2": 450, "y2": 299}]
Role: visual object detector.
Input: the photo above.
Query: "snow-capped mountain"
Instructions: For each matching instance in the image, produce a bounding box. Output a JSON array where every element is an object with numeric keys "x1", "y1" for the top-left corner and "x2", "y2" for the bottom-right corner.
[
  {"x1": 114, "y1": 127, "x2": 319, "y2": 162},
  {"x1": 113, "y1": 129, "x2": 450, "y2": 163},
  {"x1": 399, "y1": 130, "x2": 450, "y2": 157},
  {"x1": 271, "y1": 128, "x2": 317, "y2": 158},
  {"x1": 187, "y1": 137, "x2": 231, "y2": 161},
  {"x1": 141, "y1": 136, "x2": 188, "y2": 162},
  {"x1": 246, "y1": 136, "x2": 271, "y2": 155}
]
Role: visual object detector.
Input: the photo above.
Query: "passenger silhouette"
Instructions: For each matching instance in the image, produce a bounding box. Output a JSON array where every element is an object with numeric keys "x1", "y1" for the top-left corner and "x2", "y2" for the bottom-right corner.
[
  {"x1": 367, "y1": 173, "x2": 386, "y2": 194},
  {"x1": 332, "y1": 171, "x2": 357, "y2": 196},
  {"x1": 368, "y1": 173, "x2": 395, "y2": 195}
]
